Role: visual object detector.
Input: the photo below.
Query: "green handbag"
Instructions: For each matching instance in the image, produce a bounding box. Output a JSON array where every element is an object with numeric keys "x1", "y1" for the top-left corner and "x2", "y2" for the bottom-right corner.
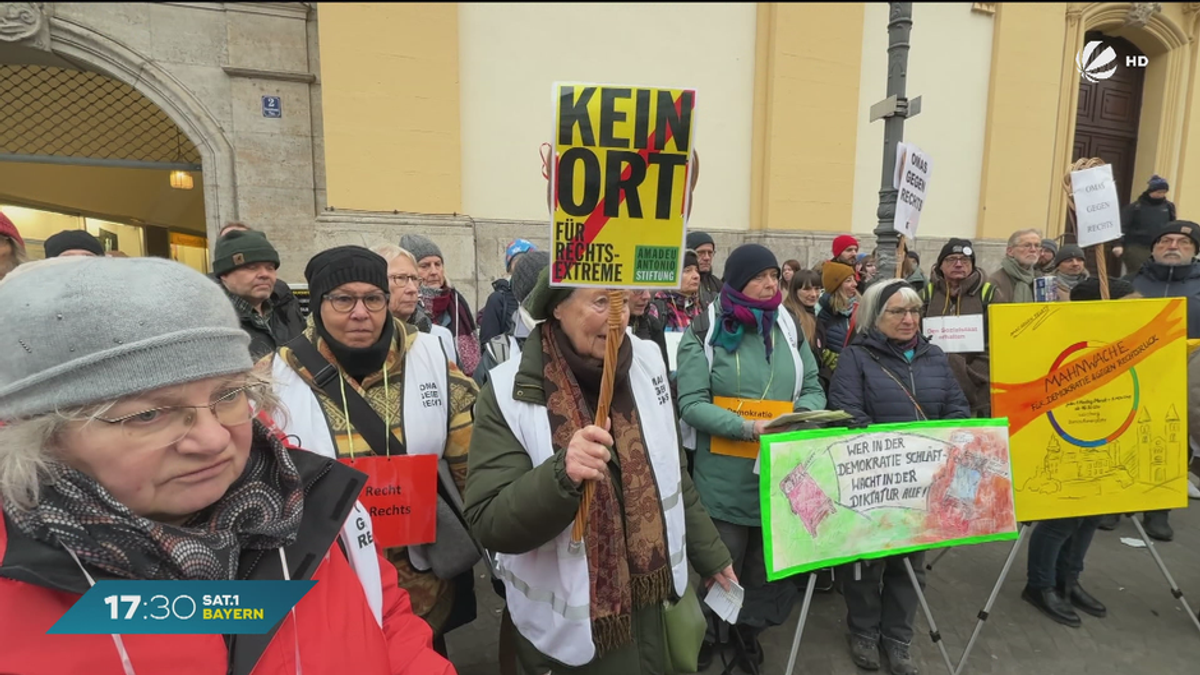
[{"x1": 662, "y1": 584, "x2": 707, "y2": 673}]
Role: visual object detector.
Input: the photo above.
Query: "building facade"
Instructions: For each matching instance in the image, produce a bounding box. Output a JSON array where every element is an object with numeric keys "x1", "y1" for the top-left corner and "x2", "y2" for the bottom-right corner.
[{"x1": 3, "y1": 3, "x2": 1200, "y2": 306}]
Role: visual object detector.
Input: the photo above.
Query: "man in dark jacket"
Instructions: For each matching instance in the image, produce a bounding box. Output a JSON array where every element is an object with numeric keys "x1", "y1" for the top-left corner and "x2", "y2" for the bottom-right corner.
[
  {"x1": 218, "y1": 221, "x2": 302, "y2": 320},
  {"x1": 920, "y1": 238, "x2": 1000, "y2": 417},
  {"x1": 688, "y1": 230, "x2": 723, "y2": 309},
  {"x1": 479, "y1": 239, "x2": 536, "y2": 344},
  {"x1": 213, "y1": 229, "x2": 306, "y2": 360},
  {"x1": 1116, "y1": 175, "x2": 1176, "y2": 278},
  {"x1": 1128, "y1": 220, "x2": 1200, "y2": 542},
  {"x1": 475, "y1": 249, "x2": 549, "y2": 388}
]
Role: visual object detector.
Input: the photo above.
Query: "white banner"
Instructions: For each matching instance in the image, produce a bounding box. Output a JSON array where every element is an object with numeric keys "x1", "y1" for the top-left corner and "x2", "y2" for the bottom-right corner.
[
  {"x1": 1070, "y1": 164, "x2": 1121, "y2": 248},
  {"x1": 924, "y1": 314, "x2": 985, "y2": 353},
  {"x1": 894, "y1": 142, "x2": 932, "y2": 240}
]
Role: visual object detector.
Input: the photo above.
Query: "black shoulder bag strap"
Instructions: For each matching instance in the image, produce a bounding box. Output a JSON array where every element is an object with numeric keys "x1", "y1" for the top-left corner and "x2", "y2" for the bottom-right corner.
[{"x1": 284, "y1": 336, "x2": 472, "y2": 531}]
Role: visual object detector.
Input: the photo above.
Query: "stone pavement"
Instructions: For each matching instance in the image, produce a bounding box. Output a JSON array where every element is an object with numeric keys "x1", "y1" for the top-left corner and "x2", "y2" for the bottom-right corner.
[{"x1": 445, "y1": 503, "x2": 1200, "y2": 675}]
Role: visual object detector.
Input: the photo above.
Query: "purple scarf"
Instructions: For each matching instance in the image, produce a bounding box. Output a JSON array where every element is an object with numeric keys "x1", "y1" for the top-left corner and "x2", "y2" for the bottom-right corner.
[{"x1": 710, "y1": 284, "x2": 783, "y2": 360}]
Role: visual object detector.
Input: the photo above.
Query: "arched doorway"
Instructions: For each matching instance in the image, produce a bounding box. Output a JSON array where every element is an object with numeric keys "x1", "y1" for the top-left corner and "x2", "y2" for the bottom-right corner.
[
  {"x1": 0, "y1": 59, "x2": 210, "y2": 269},
  {"x1": 0, "y1": 10, "x2": 239, "y2": 263},
  {"x1": 1066, "y1": 33, "x2": 1146, "y2": 276}
]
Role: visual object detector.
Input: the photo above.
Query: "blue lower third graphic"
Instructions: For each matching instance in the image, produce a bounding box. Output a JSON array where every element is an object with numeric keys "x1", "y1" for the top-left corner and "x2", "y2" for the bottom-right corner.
[{"x1": 48, "y1": 580, "x2": 316, "y2": 635}]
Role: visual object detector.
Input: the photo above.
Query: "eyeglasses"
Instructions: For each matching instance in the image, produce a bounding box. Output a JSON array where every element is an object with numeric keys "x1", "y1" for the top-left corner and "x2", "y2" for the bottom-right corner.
[
  {"x1": 943, "y1": 256, "x2": 971, "y2": 266},
  {"x1": 91, "y1": 385, "x2": 258, "y2": 450},
  {"x1": 883, "y1": 308, "x2": 922, "y2": 318},
  {"x1": 324, "y1": 293, "x2": 389, "y2": 313},
  {"x1": 1014, "y1": 243, "x2": 1042, "y2": 250},
  {"x1": 388, "y1": 274, "x2": 420, "y2": 287}
]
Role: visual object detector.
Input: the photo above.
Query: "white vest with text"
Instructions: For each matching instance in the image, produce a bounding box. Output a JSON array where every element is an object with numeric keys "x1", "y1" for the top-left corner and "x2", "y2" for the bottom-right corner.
[{"x1": 489, "y1": 335, "x2": 689, "y2": 667}]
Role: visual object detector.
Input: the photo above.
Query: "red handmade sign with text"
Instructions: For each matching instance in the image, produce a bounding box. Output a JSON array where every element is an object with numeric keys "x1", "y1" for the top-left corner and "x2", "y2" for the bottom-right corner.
[{"x1": 340, "y1": 454, "x2": 438, "y2": 548}]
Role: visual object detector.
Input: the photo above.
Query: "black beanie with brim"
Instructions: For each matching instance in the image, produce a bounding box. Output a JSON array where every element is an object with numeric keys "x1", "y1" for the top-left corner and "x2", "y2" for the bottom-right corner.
[{"x1": 45, "y1": 230, "x2": 105, "y2": 258}]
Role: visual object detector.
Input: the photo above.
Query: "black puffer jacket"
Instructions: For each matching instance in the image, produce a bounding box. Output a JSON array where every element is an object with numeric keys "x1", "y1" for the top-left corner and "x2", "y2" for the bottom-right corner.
[
  {"x1": 1131, "y1": 259, "x2": 1200, "y2": 338},
  {"x1": 478, "y1": 278, "x2": 518, "y2": 344},
  {"x1": 1119, "y1": 191, "x2": 1176, "y2": 248},
  {"x1": 828, "y1": 329, "x2": 970, "y2": 425}
]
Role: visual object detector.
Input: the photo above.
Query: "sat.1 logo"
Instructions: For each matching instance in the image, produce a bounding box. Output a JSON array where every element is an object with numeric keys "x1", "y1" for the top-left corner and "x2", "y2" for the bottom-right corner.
[{"x1": 1076, "y1": 40, "x2": 1148, "y2": 84}]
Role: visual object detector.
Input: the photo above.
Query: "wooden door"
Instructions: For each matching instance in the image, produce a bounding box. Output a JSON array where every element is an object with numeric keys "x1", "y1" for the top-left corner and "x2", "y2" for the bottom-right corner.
[{"x1": 1067, "y1": 34, "x2": 1145, "y2": 276}]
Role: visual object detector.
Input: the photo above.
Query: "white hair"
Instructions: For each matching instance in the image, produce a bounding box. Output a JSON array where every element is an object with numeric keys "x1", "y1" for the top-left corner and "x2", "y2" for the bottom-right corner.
[
  {"x1": 1007, "y1": 229, "x2": 1043, "y2": 247},
  {"x1": 372, "y1": 244, "x2": 419, "y2": 268},
  {"x1": 856, "y1": 279, "x2": 922, "y2": 335},
  {"x1": 0, "y1": 369, "x2": 283, "y2": 511}
]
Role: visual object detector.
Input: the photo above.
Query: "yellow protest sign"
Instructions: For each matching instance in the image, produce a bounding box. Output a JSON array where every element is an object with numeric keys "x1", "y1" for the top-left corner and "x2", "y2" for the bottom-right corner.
[
  {"x1": 989, "y1": 298, "x2": 1189, "y2": 521},
  {"x1": 550, "y1": 83, "x2": 697, "y2": 288},
  {"x1": 710, "y1": 396, "x2": 794, "y2": 459}
]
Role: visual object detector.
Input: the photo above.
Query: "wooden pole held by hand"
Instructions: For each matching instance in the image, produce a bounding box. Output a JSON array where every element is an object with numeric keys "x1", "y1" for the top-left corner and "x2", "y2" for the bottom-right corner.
[
  {"x1": 896, "y1": 235, "x2": 907, "y2": 280},
  {"x1": 571, "y1": 289, "x2": 626, "y2": 545}
]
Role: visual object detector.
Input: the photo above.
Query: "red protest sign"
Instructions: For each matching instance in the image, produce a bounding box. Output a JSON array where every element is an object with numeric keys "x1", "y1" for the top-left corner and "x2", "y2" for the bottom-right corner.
[{"x1": 340, "y1": 454, "x2": 438, "y2": 548}]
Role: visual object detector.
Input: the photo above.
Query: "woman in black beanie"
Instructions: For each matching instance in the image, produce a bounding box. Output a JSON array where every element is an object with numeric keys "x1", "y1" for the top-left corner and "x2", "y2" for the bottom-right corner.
[{"x1": 676, "y1": 243, "x2": 827, "y2": 668}]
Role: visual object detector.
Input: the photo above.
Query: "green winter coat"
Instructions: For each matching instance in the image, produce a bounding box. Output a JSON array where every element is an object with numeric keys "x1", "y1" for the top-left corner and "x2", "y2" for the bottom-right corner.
[
  {"x1": 676, "y1": 315, "x2": 826, "y2": 527},
  {"x1": 463, "y1": 329, "x2": 733, "y2": 675}
]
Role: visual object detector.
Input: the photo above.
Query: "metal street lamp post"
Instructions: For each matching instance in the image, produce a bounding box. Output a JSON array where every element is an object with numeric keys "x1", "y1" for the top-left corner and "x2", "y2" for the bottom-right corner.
[{"x1": 870, "y1": 2, "x2": 921, "y2": 281}]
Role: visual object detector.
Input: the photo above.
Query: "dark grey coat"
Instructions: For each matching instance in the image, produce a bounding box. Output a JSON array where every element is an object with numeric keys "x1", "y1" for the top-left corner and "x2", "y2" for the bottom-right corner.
[{"x1": 1131, "y1": 259, "x2": 1200, "y2": 338}]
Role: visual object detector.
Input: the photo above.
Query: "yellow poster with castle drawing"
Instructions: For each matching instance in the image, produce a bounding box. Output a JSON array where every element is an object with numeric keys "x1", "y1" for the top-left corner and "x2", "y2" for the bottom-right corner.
[{"x1": 989, "y1": 298, "x2": 1189, "y2": 521}]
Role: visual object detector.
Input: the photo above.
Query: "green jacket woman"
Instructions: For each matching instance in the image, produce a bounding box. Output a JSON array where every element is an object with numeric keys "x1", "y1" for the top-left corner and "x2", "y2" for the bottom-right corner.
[
  {"x1": 675, "y1": 244, "x2": 825, "y2": 667},
  {"x1": 464, "y1": 270, "x2": 734, "y2": 675}
]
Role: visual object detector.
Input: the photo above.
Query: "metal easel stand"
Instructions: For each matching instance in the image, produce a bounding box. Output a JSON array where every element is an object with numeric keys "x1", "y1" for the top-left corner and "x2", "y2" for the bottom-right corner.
[
  {"x1": 782, "y1": 573, "x2": 818, "y2": 675},
  {"x1": 926, "y1": 547, "x2": 953, "y2": 571},
  {"x1": 1130, "y1": 516, "x2": 1200, "y2": 637},
  {"x1": 903, "y1": 557, "x2": 957, "y2": 675},
  {"x1": 952, "y1": 524, "x2": 1030, "y2": 675}
]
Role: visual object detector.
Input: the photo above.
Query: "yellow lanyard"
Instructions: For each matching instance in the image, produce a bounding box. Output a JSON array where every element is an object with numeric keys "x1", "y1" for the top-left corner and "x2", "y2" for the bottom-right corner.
[
  {"x1": 337, "y1": 366, "x2": 391, "y2": 460},
  {"x1": 734, "y1": 347, "x2": 776, "y2": 409}
]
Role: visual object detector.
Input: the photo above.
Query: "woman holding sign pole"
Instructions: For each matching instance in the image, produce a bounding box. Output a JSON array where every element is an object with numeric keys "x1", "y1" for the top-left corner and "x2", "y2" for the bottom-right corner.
[
  {"x1": 676, "y1": 244, "x2": 826, "y2": 670},
  {"x1": 463, "y1": 268, "x2": 736, "y2": 674},
  {"x1": 828, "y1": 279, "x2": 970, "y2": 675}
]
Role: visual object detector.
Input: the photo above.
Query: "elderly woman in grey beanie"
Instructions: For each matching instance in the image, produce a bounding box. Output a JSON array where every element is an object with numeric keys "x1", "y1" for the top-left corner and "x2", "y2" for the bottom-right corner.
[{"x1": 0, "y1": 257, "x2": 452, "y2": 674}]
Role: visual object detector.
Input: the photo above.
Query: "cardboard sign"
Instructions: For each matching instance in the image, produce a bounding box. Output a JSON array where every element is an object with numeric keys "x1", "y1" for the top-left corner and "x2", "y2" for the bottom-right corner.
[
  {"x1": 1070, "y1": 164, "x2": 1121, "y2": 248},
  {"x1": 893, "y1": 142, "x2": 932, "y2": 240},
  {"x1": 924, "y1": 314, "x2": 985, "y2": 353},
  {"x1": 760, "y1": 419, "x2": 1017, "y2": 581},
  {"x1": 710, "y1": 396, "x2": 793, "y2": 459},
  {"x1": 550, "y1": 83, "x2": 697, "y2": 289},
  {"x1": 990, "y1": 298, "x2": 1189, "y2": 520},
  {"x1": 340, "y1": 454, "x2": 438, "y2": 548}
]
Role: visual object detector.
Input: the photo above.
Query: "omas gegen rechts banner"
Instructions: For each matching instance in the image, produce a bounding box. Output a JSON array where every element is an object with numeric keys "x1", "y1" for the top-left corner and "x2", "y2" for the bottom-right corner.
[{"x1": 549, "y1": 83, "x2": 696, "y2": 288}]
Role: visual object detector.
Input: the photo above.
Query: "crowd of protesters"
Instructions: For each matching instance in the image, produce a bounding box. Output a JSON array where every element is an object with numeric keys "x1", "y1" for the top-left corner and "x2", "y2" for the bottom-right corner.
[{"x1": 0, "y1": 169, "x2": 1197, "y2": 675}]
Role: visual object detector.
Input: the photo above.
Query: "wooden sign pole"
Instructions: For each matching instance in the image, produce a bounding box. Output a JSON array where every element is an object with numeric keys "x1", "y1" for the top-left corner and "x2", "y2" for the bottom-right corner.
[
  {"x1": 571, "y1": 289, "x2": 626, "y2": 544},
  {"x1": 896, "y1": 235, "x2": 908, "y2": 280}
]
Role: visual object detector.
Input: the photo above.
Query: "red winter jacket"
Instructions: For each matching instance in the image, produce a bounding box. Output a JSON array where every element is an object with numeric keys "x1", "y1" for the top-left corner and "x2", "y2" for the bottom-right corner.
[{"x1": 0, "y1": 440, "x2": 456, "y2": 675}]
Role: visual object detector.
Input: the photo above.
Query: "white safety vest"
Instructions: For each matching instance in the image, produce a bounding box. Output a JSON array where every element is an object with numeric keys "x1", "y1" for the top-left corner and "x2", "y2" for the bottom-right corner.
[
  {"x1": 679, "y1": 304, "x2": 804, "y2": 450},
  {"x1": 271, "y1": 331, "x2": 452, "y2": 571},
  {"x1": 431, "y1": 324, "x2": 458, "y2": 363},
  {"x1": 489, "y1": 335, "x2": 689, "y2": 667}
]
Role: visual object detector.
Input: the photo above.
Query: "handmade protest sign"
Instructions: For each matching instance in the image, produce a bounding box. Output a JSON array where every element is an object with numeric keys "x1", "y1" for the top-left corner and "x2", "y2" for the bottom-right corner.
[
  {"x1": 924, "y1": 314, "x2": 984, "y2": 353},
  {"x1": 711, "y1": 397, "x2": 794, "y2": 459},
  {"x1": 1070, "y1": 164, "x2": 1121, "y2": 248},
  {"x1": 990, "y1": 298, "x2": 1189, "y2": 521},
  {"x1": 893, "y1": 142, "x2": 931, "y2": 240},
  {"x1": 341, "y1": 454, "x2": 438, "y2": 548},
  {"x1": 760, "y1": 419, "x2": 1017, "y2": 581},
  {"x1": 550, "y1": 83, "x2": 696, "y2": 288}
]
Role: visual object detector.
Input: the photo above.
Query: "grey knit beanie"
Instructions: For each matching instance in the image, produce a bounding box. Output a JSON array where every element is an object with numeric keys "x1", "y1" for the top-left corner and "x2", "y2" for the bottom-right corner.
[
  {"x1": 0, "y1": 257, "x2": 251, "y2": 421},
  {"x1": 400, "y1": 234, "x2": 443, "y2": 263},
  {"x1": 511, "y1": 250, "x2": 550, "y2": 303}
]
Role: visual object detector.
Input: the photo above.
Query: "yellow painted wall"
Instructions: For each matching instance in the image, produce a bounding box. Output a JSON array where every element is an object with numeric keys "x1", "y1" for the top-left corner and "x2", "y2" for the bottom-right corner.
[
  {"x1": 0, "y1": 163, "x2": 206, "y2": 233},
  {"x1": 753, "y1": 2, "x2": 863, "y2": 232},
  {"x1": 458, "y1": 3, "x2": 755, "y2": 231},
  {"x1": 976, "y1": 3, "x2": 1067, "y2": 241},
  {"x1": 1176, "y1": 24, "x2": 1200, "y2": 215},
  {"x1": 850, "y1": 3, "x2": 994, "y2": 239},
  {"x1": 318, "y1": 3, "x2": 461, "y2": 214}
]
